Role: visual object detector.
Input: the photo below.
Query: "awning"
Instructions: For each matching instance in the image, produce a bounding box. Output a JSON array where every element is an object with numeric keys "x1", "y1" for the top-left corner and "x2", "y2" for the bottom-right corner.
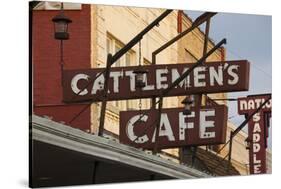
[{"x1": 31, "y1": 115, "x2": 211, "y2": 187}]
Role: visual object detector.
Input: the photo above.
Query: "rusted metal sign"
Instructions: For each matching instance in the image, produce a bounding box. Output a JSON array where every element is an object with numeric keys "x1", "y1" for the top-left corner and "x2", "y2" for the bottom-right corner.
[
  {"x1": 238, "y1": 94, "x2": 271, "y2": 115},
  {"x1": 62, "y1": 60, "x2": 250, "y2": 102},
  {"x1": 237, "y1": 94, "x2": 271, "y2": 174},
  {"x1": 119, "y1": 105, "x2": 228, "y2": 149}
]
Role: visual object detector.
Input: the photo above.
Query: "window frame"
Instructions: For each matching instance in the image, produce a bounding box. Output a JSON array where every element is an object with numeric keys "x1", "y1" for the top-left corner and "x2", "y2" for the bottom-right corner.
[{"x1": 106, "y1": 33, "x2": 136, "y2": 111}]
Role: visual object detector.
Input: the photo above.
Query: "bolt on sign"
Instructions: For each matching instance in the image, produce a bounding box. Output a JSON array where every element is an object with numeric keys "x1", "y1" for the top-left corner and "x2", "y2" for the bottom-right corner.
[
  {"x1": 237, "y1": 94, "x2": 271, "y2": 174},
  {"x1": 62, "y1": 60, "x2": 250, "y2": 102},
  {"x1": 119, "y1": 105, "x2": 228, "y2": 149}
]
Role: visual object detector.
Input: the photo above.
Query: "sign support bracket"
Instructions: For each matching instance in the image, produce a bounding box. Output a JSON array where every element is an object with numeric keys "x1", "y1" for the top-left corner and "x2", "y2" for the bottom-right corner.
[
  {"x1": 152, "y1": 38, "x2": 227, "y2": 154},
  {"x1": 191, "y1": 17, "x2": 211, "y2": 162},
  {"x1": 151, "y1": 12, "x2": 217, "y2": 108},
  {"x1": 97, "y1": 10, "x2": 173, "y2": 136},
  {"x1": 98, "y1": 54, "x2": 112, "y2": 136}
]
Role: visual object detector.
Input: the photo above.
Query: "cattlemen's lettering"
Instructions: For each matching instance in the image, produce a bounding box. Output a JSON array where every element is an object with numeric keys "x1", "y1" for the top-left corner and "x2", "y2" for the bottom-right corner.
[
  {"x1": 125, "y1": 71, "x2": 136, "y2": 91},
  {"x1": 63, "y1": 60, "x2": 250, "y2": 102},
  {"x1": 72, "y1": 64, "x2": 240, "y2": 95},
  {"x1": 172, "y1": 68, "x2": 190, "y2": 88},
  {"x1": 194, "y1": 67, "x2": 206, "y2": 87},
  {"x1": 110, "y1": 71, "x2": 123, "y2": 93},
  {"x1": 156, "y1": 68, "x2": 169, "y2": 89},
  {"x1": 227, "y1": 64, "x2": 240, "y2": 85},
  {"x1": 209, "y1": 65, "x2": 223, "y2": 86},
  {"x1": 92, "y1": 73, "x2": 104, "y2": 94},
  {"x1": 71, "y1": 74, "x2": 90, "y2": 95}
]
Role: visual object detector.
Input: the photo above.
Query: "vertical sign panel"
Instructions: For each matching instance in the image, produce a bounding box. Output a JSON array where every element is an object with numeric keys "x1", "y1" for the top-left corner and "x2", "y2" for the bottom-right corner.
[
  {"x1": 248, "y1": 112, "x2": 267, "y2": 174},
  {"x1": 237, "y1": 94, "x2": 271, "y2": 174}
]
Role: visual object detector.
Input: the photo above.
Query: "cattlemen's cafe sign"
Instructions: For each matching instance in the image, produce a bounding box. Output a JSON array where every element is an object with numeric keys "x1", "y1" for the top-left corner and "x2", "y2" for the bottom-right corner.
[
  {"x1": 62, "y1": 60, "x2": 249, "y2": 102},
  {"x1": 61, "y1": 59, "x2": 250, "y2": 150},
  {"x1": 119, "y1": 105, "x2": 228, "y2": 149},
  {"x1": 238, "y1": 94, "x2": 271, "y2": 174}
]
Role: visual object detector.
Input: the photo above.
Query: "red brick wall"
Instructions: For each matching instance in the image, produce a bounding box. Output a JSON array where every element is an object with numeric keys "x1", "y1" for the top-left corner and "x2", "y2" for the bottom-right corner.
[{"x1": 33, "y1": 5, "x2": 91, "y2": 131}]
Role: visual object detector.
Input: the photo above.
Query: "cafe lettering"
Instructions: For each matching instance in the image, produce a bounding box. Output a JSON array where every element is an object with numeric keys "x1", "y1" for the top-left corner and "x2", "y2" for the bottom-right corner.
[{"x1": 119, "y1": 105, "x2": 228, "y2": 149}]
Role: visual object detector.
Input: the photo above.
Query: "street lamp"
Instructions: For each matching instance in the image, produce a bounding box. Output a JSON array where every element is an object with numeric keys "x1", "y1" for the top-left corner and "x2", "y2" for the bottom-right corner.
[
  {"x1": 244, "y1": 137, "x2": 252, "y2": 150},
  {"x1": 133, "y1": 68, "x2": 148, "y2": 88},
  {"x1": 181, "y1": 96, "x2": 194, "y2": 115},
  {"x1": 51, "y1": 3, "x2": 72, "y2": 87},
  {"x1": 52, "y1": 4, "x2": 72, "y2": 40}
]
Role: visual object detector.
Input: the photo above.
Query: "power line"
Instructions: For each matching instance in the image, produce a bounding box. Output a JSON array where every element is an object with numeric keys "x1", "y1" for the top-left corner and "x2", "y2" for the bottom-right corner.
[
  {"x1": 227, "y1": 49, "x2": 272, "y2": 80},
  {"x1": 228, "y1": 115, "x2": 238, "y2": 119}
]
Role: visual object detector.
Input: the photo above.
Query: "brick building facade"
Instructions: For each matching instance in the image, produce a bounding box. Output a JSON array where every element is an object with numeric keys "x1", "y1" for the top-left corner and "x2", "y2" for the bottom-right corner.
[
  {"x1": 33, "y1": 4, "x2": 91, "y2": 131},
  {"x1": 31, "y1": 2, "x2": 270, "y2": 187}
]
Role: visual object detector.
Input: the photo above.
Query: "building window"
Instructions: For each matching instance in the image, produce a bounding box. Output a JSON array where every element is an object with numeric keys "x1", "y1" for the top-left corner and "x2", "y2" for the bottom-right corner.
[{"x1": 106, "y1": 34, "x2": 136, "y2": 111}]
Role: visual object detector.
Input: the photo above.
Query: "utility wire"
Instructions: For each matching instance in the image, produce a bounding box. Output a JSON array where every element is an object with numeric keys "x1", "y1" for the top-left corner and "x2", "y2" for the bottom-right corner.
[
  {"x1": 228, "y1": 114, "x2": 238, "y2": 119},
  {"x1": 227, "y1": 48, "x2": 272, "y2": 80}
]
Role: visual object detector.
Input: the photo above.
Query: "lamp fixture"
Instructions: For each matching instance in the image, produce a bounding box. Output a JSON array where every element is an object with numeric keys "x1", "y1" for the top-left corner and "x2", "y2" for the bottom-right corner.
[
  {"x1": 181, "y1": 96, "x2": 194, "y2": 115},
  {"x1": 133, "y1": 68, "x2": 148, "y2": 88},
  {"x1": 244, "y1": 137, "x2": 252, "y2": 150},
  {"x1": 52, "y1": 3, "x2": 72, "y2": 40}
]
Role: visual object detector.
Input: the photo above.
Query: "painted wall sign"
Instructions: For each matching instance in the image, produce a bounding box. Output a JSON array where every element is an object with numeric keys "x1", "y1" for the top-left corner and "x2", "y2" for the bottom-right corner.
[
  {"x1": 62, "y1": 60, "x2": 250, "y2": 102},
  {"x1": 237, "y1": 94, "x2": 271, "y2": 174},
  {"x1": 119, "y1": 105, "x2": 228, "y2": 149}
]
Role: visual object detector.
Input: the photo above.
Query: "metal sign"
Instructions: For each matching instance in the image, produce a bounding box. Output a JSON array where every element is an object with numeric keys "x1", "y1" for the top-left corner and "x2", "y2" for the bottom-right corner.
[
  {"x1": 119, "y1": 105, "x2": 228, "y2": 149},
  {"x1": 237, "y1": 94, "x2": 271, "y2": 174},
  {"x1": 62, "y1": 60, "x2": 250, "y2": 102},
  {"x1": 238, "y1": 94, "x2": 271, "y2": 115}
]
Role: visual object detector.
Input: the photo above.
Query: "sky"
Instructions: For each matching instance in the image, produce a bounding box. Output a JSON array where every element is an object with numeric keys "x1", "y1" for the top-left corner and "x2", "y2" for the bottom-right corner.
[{"x1": 185, "y1": 10, "x2": 272, "y2": 147}]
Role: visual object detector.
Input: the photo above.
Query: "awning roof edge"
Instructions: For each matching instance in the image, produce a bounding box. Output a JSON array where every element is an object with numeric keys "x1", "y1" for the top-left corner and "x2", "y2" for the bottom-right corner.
[{"x1": 31, "y1": 115, "x2": 211, "y2": 179}]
